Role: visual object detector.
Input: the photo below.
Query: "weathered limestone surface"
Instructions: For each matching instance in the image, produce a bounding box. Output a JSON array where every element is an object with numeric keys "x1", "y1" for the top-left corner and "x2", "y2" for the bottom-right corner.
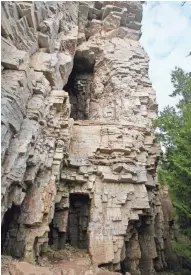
[
  {"x1": 1, "y1": 2, "x2": 173, "y2": 275},
  {"x1": 1, "y1": 0, "x2": 78, "y2": 263}
]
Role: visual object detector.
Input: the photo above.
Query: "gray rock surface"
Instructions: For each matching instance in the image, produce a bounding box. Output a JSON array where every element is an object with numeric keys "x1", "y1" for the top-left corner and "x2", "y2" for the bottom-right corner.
[{"x1": 1, "y1": 2, "x2": 174, "y2": 275}]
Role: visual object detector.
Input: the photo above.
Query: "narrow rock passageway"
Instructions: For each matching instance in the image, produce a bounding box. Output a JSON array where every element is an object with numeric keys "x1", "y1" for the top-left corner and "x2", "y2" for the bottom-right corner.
[
  {"x1": 1, "y1": 204, "x2": 21, "y2": 256},
  {"x1": 48, "y1": 208, "x2": 67, "y2": 250},
  {"x1": 67, "y1": 193, "x2": 90, "y2": 249}
]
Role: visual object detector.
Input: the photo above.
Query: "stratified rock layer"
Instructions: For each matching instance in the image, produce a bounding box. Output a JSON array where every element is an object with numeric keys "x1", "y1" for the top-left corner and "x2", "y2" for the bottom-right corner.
[{"x1": 1, "y1": 2, "x2": 172, "y2": 275}]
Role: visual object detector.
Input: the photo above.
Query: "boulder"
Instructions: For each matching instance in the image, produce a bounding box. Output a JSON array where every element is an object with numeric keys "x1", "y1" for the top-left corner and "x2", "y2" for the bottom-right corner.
[{"x1": 8, "y1": 262, "x2": 53, "y2": 275}]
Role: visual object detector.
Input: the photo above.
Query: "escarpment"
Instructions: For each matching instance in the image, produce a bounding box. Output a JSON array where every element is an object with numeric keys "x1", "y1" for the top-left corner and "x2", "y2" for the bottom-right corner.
[{"x1": 1, "y1": 2, "x2": 174, "y2": 275}]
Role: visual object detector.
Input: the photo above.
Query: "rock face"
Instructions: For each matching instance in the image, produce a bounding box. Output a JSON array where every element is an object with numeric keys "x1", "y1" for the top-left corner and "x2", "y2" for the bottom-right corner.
[{"x1": 1, "y1": 2, "x2": 172, "y2": 275}]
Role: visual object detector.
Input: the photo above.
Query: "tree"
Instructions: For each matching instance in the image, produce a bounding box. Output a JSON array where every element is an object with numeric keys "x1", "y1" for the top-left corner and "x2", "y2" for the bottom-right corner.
[{"x1": 156, "y1": 67, "x2": 191, "y2": 270}]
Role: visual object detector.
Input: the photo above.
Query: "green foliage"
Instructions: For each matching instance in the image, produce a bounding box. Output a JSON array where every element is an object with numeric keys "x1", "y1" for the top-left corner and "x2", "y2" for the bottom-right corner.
[
  {"x1": 156, "y1": 67, "x2": 191, "y2": 267},
  {"x1": 171, "y1": 236, "x2": 191, "y2": 261},
  {"x1": 171, "y1": 233, "x2": 191, "y2": 273}
]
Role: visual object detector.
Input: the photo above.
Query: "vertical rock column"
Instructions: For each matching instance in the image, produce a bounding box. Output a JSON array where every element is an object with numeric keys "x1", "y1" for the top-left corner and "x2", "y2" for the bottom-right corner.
[
  {"x1": 1, "y1": 1, "x2": 79, "y2": 263},
  {"x1": 60, "y1": 2, "x2": 167, "y2": 274}
]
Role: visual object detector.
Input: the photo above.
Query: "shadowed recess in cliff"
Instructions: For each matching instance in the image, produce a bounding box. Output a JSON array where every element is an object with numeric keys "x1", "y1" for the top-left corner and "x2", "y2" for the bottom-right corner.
[
  {"x1": 120, "y1": 221, "x2": 141, "y2": 275},
  {"x1": 1, "y1": 204, "x2": 22, "y2": 257},
  {"x1": 64, "y1": 50, "x2": 95, "y2": 120},
  {"x1": 137, "y1": 215, "x2": 157, "y2": 275},
  {"x1": 66, "y1": 193, "x2": 90, "y2": 249},
  {"x1": 48, "y1": 214, "x2": 67, "y2": 250}
]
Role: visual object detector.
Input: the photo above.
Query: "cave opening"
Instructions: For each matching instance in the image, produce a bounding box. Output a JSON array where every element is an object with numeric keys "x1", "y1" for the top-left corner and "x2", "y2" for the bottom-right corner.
[
  {"x1": 66, "y1": 193, "x2": 90, "y2": 249},
  {"x1": 1, "y1": 204, "x2": 21, "y2": 254},
  {"x1": 63, "y1": 52, "x2": 95, "y2": 120}
]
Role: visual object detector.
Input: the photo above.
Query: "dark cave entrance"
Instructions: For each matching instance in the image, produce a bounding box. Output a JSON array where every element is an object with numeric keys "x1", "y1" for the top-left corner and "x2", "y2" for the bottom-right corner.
[
  {"x1": 66, "y1": 193, "x2": 90, "y2": 249},
  {"x1": 63, "y1": 52, "x2": 95, "y2": 120},
  {"x1": 1, "y1": 204, "x2": 21, "y2": 254},
  {"x1": 48, "y1": 193, "x2": 90, "y2": 250}
]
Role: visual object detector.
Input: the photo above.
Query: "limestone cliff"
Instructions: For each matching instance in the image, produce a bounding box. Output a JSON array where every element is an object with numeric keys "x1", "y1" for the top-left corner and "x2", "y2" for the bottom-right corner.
[{"x1": 1, "y1": 2, "x2": 173, "y2": 275}]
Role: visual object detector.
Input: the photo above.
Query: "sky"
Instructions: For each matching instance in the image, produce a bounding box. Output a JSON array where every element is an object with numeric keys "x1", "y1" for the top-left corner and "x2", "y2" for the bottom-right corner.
[{"x1": 140, "y1": 1, "x2": 191, "y2": 112}]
